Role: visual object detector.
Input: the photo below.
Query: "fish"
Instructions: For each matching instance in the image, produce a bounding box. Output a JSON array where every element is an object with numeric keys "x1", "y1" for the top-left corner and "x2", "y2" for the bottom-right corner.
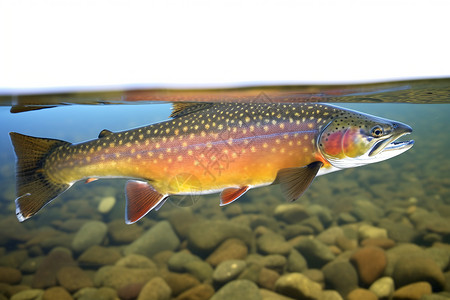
[{"x1": 9, "y1": 102, "x2": 414, "y2": 224}]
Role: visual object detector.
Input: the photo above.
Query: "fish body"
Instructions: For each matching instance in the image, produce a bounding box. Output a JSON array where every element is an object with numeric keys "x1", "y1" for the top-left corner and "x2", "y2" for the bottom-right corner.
[{"x1": 10, "y1": 103, "x2": 414, "y2": 223}]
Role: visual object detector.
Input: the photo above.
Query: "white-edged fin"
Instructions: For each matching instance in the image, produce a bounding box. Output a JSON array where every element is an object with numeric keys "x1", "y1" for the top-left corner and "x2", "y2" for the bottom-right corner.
[
  {"x1": 276, "y1": 161, "x2": 323, "y2": 202},
  {"x1": 125, "y1": 180, "x2": 167, "y2": 224},
  {"x1": 220, "y1": 186, "x2": 249, "y2": 206}
]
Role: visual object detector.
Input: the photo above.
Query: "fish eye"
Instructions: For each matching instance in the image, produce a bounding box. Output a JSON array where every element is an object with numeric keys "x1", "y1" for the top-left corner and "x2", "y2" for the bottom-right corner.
[{"x1": 371, "y1": 126, "x2": 384, "y2": 138}]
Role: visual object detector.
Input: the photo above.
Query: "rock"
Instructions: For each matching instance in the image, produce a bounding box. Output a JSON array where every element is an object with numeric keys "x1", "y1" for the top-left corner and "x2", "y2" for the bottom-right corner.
[
  {"x1": 117, "y1": 282, "x2": 146, "y2": 300},
  {"x1": 350, "y1": 246, "x2": 387, "y2": 285},
  {"x1": 258, "y1": 268, "x2": 280, "y2": 290},
  {"x1": 0, "y1": 266, "x2": 22, "y2": 284},
  {"x1": 262, "y1": 255, "x2": 287, "y2": 273},
  {"x1": 335, "y1": 236, "x2": 358, "y2": 251},
  {"x1": 300, "y1": 216, "x2": 324, "y2": 234},
  {"x1": 303, "y1": 269, "x2": 324, "y2": 287},
  {"x1": 392, "y1": 281, "x2": 432, "y2": 300},
  {"x1": 163, "y1": 272, "x2": 200, "y2": 296},
  {"x1": 123, "y1": 221, "x2": 180, "y2": 258},
  {"x1": 167, "y1": 210, "x2": 199, "y2": 240},
  {"x1": 257, "y1": 232, "x2": 292, "y2": 256},
  {"x1": 213, "y1": 260, "x2": 246, "y2": 283},
  {"x1": 319, "y1": 290, "x2": 343, "y2": 300},
  {"x1": 137, "y1": 277, "x2": 171, "y2": 300},
  {"x1": 275, "y1": 273, "x2": 322, "y2": 299},
  {"x1": 273, "y1": 204, "x2": 309, "y2": 224},
  {"x1": 10, "y1": 289, "x2": 43, "y2": 300},
  {"x1": 306, "y1": 204, "x2": 333, "y2": 228},
  {"x1": 259, "y1": 289, "x2": 295, "y2": 300},
  {"x1": 393, "y1": 255, "x2": 445, "y2": 291},
  {"x1": 378, "y1": 220, "x2": 418, "y2": 243},
  {"x1": 424, "y1": 247, "x2": 450, "y2": 271},
  {"x1": 322, "y1": 261, "x2": 358, "y2": 297},
  {"x1": 206, "y1": 238, "x2": 248, "y2": 266},
  {"x1": 168, "y1": 251, "x2": 201, "y2": 272},
  {"x1": 71, "y1": 221, "x2": 108, "y2": 253},
  {"x1": 384, "y1": 244, "x2": 424, "y2": 277},
  {"x1": 94, "y1": 266, "x2": 157, "y2": 290},
  {"x1": 0, "y1": 250, "x2": 28, "y2": 268},
  {"x1": 211, "y1": 279, "x2": 261, "y2": 300},
  {"x1": 108, "y1": 220, "x2": 143, "y2": 244},
  {"x1": 369, "y1": 277, "x2": 394, "y2": 300},
  {"x1": 56, "y1": 266, "x2": 93, "y2": 292},
  {"x1": 187, "y1": 220, "x2": 253, "y2": 254},
  {"x1": 175, "y1": 284, "x2": 215, "y2": 300},
  {"x1": 184, "y1": 260, "x2": 214, "y2": 282},
  {"x1": 20, "y1": 257, "x2": 44, "y2": 274},
  {"x1": 293, "y1": 238, "x2": 335, "y2": 268},
  {"x1": 360, "y1": 238, "x2": 395, "y2": 249},
  {"x1": 42, "y1": 286, "x2": 72, "y2": 300},
  {"x1": 347, "y1": 288, "x2": 377, "y2": 300},
  {"x1": 316, "y1": 227, "x2": 344, "y2": 246},
  {"x1": 286, "y1": 249, "x2": 307, "y2": 273},
  {"x1": 73, "y1": 287, "x2": 117, "y2": 300},
  {"x1": 238, "y1": 263, "x2": 262, "y2": 283},
  {"x1": 56, "y1": 219, "x2": 88, "y2": 233},
  {"x1": 115, "y1": 254, "x2": 157, "y2": 269},
  {"x1": 32, "y1": 249, "x2": 77, "y2": 289},
  {"x1": 97, "y1": 196, "x2": 116, "y2": 214},
  {"x1": 283, "y1": 224, "x2": 314, "y2": 239},
  {"x1": 352, "y1": 200, "x2": 383, "y2": 222},
  {"x1": 338, "y1": 212, "x2": 357, "y2": 225},
  {"x1": 358, "y1": 225, "x2": 388, "y2": 240},
  {"x1": 78, "y1": 245, "x2": 121, "y2": 267}
]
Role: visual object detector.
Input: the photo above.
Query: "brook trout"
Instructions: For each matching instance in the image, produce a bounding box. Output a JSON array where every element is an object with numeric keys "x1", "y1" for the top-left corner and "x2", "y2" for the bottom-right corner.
[{"x1": 10, "y1": 103, "x2": 414, "y2": 223}]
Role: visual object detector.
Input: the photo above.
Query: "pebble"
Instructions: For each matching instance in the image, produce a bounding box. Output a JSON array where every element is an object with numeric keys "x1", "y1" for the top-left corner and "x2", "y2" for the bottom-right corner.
[
  {"x1": 322, "y1": 261, "x2": 358, "y2": 297},
  {"x1": 392, "y1": 281, "x2": 432, "y2": 300},
  {"x1": 0, "y1": 266, "x2": 22, "y2": 284},
  {"x1": 32, "y1": 249, "x2": 77, "y2": 289},
  {"x1": 286, "y1": 249, "x2": 307, "y2": 273},
  {"x1": 358, "y1": 224, "x2": 388, "y2": 240},
  {"x1": 19, "y1": 257, "x2": 44, "y2": 274},
  {"x1": 73, "y1": 287, "x2": 117, "y2": 300},
  {"x1": 347, "y1": 288, "x2": 377, "y2": 300},
  {"x1": 369, "y1": 277, "x2": 394, "y2": 299},
  {"x1": 97, "y1": 196, "x2": 116, "y2": 214},
  {"x1": 168, "y1": 251, "x2": 201, "y2": 272},
  {"x1": 351, "y1": 200, "x2": 384, "y2": 223},
  {"x1": 302, "y1": 269, "x2": 324, "y2": 287},
  {"x1": 213, "y1": 260, "x2": 247, "y2": 283},
  {"x1": 71, "y1": 221, "x2": 108, "y2": 253},
  {"x1": 123, "y1": 221, "x2": 180, "y2": 258},
  {"x1": 319, "y1": 290, "x2": 343, "y2": 300},
  {"x1": 424, "y1": 247, "x2": 450, "y2": 271},
  {"x1": 293, "y1": 238, "x2": 335, "y2": 268},
  {"x1": 384, "y1": 243, "x2": 424, "y2": 276},
  {"x1": 258, "y1": 268, "x2": 280, "y2": 290},
  {"x1": 378, "y1": 219, "x2": 418, "y2": 243},
  {"x1": 56, "y1": 266, "x2": 93, "y2": 292},
  {"x1": 137, "y1": 277, "x2": 171, "y2": 300},
  {"x1": 10, "y1": 289, "x2": 43, "y2": 300},
  {"x1": 211, "y1": 279, "x2": 261, "y2": 300},
  {"x1": 275, "y1": 273, "x2": 322, "y2": 299},
  {"x1": 78, "y1": 245, "x2": 122, "y2": 267},
  {"x1": 115, "y1": 254, "x2": 158, "y2": 269},
  {"x1": 350, "y1": 246, "x2": 387, "y2": 285},
  {"x1": 42, "y1": 286, "x2": 73, "y2": 300},
  {"x1": 94, "y1": 266, "x2": 157, "y2": 289},
  {"x1": 238, "y1": 263, "x2": 262, "y2": 283},
  {"x1": 316, "y1": 227, "x2": 344, "y2": 246},
  {"x1": 175, "y1": 284, "x2": 215, "y2": 300},
  {"x1": 117, "y1": 282, "x2": 146, "y2": 300},
  {"x1": 262, "y1": 255, "x2": 286, "y2": 273},
  {"x1": 273, "y1": 204, "x2": 309, "y2": 224},
  {"x1": 257, "y1": 232, "x2": 292, "y2": 256},
  {"x1": 360, "y1": 238, "x2": 395, "y2": 249},
  {"x1": 163, "y1": 272, "x2": 200, "y2": 296},
  {"x1": 206, "y1": 238, "x2": 248, "y2": 267},
  {"x1": 184, "y1": 260, "x2": 214, "y2": 282},
  {"x1": 108, "y1": 220, "x2": 144, "y2": 244}
]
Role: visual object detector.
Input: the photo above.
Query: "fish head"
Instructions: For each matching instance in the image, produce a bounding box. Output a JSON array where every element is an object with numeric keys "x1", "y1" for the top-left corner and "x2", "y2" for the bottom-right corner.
[{"x1": 317, "y1": 108, "x2": 414, "y2": 168}]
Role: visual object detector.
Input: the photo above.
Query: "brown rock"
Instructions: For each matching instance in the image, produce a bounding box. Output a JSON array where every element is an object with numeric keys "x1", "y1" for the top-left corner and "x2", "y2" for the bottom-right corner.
[
  {"x1": 258, "y1": 268, "x2": 280, "y2": 291},
  {"x1": 206, "y1": 238, "x2": 248, "y2": 267},
  {"x1": 347, "y1": 288, "x2": 377, "y2": 300},
  {"x1": 361, "y1": 238, "x2": 396, "y2": 249},
  {"x1": 163, "y1": 272, "x2": 200, "y2": 296},
  {"x1": 118, "y1": 282, "x2": 146, "y2": 300},
  {"x1": 137, "y1": 277, "x2": 171, "y2": 300},
  {"x1": 108, "y1": 220, "x2": 144, "y2": 244},
  {"x1": 32, "y1": 249, "x2": 77, "y2": 289},
  {"x1": 42, "y1": 286, "x2": 73, "y2": 300},
  {"x1": 350, "y1": 246, "x2": 387, "y2": 285},
  {"x1": 393, "y1": 281, "x2": 432, "y2": 300},
  {"x1": 175, "y1": 284, "x2": 215, "y2": 300},
  {"x1": 56, "y1": 266, "x2": 93, "y2": 292},
  {"x1": 0, "y1": 267, "x2": 21, "y2": 284},
  {"x1": 78, "y1": 245, "x2": 121, "y2": 267}
]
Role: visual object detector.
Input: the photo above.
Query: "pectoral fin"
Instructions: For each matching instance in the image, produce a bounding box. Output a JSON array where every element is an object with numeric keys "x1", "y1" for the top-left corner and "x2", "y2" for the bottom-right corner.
[
  {"x1": 275, "y1": 161, "x2": 323, "y2": 202},
  {"x1": 125, "y1": 180, "x2": 168, "y2": 224},
  {"x1": 220, "y1": 186, "x2": 249, "y2": 206}
]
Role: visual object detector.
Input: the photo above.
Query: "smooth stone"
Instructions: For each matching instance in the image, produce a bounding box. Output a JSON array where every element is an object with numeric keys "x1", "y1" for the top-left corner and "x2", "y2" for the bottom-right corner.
[
  {"x1": 286, "y1": 249, "x2": 307, "y2": 273},
  {"x1": 10, "y1": 289, "x2": 43, "y2": 300},
  {"x1": 322, "y1": 261, "x2": 358, "y2": 297},
  {"x1": 424, "y1": 247, "x2": 450, "y2": 271},
  {"x1": 20, "y1": 257, "x2": 44, "y2": 274},
  {"x1": 369, "y1": 277, "x2": 394, "y2": 299},
  {"x1": 293, "y1": 238, "x2": 335, "y2": 268},
  {"x1": 56, "y1": 219, "x2": 88, "y2": 233},
  {"x1": 0, "y1": 250, "x2": 28, "y2": 268},
  {"x1": 0, "y1": 266, "x2": 22, "y2": 284},
  {"x1": 108, "y1": 220, "x2": 144, "y2": 244},
  {"x1": 94, "y1": 266, "x2": 157, "y2": 290},
  {"x1": 275, "y1": 273, "x2": 322, "y2": 299},
  {"x1": 56, "y1": 266, "x2": 93, "y2": 292},
  {"x1": 360, "y1": 238, "x2": 396, "y2": 249},
  {"x1": 306, "y1": 204, "x2": 333, "y2": 228},
  {"x1": 300, "y1": 216, "x2": 324, "y2": 234},
  {"x1": 273, "y1": 204, "x2": 309, "y2": 224},
  {"x1": 283, "y1": 224, "x2": 315, "y2": 239},
  {"x1": 175, "y1": 284, "x2": 215, "y2": 300},
  {"x1": 211, "y1": 279, "x2": 261, "y2": 300},
  {"x1": 358, "y1": 225, "x2": 388, "y2": 240},
  {"x1": 206, "y1": 238, "x2": 248, "y2": 267},
  {"x1": 392, "y1": 282, "x2": 432, "y2": 300},
  {"x1": 42, "y1": 286, "x2": 72, "y2": 300},
  {"x1": 168, "y1": 251, "x2": 201, "y2": 272},
  {"x1": 257, "y1": 232, "x2": 292, "y2": 256},
  {"x1": 187, "y1": 220, "x2": 253, "y2": 254},
  {"x1": 71, "y1": 221, "x2": 108, "y2": 253},
  {"x1": 261, "y1": 255, "x2": 286, "y2": 273},
  {"x1": 73, "y1": 287, "x2": 117, "y2": 300},
  {"x1": 258, "y1": 268, "x2": 280, "y2": 290},
  {"x1": 123, "y1": 221, "x2": 180, "y2": 258},
  {"x1": 319, "y1": 290, "x2": 343, "y2": 300},
  {"x1": 117, "y1": 282, "x2": 146, "y2": 300},
  {"x1": 352, "y1": 200, "x2": 383, "y2": 222},
  {"x1": 303, "y1": 269, "x2": 324, "y2": 287},
  {"x1": 97, "y1": 196, "x2": 116, "y2": 214},
  {"x1": 238, "y1": 263, "x2": 263, "y2": 283},
  {"x1": 137, "y1": 277, "x2": 171, "y2": 300},
  {"x1": 337, "y1": 212, "x2": 357, "y2": 225},
  {"x1": 316, "y1": 227, "x2": 344, "y2": 246},
  {"x1": 384, "y1": 244, "x2": 424, "y2": 276},
  {"x1": 378, "y1": 219, "x2": 418, "y2": 243},
  {"x1": 163, "y1": 272, "x2": 200, "y2": 296},
  {"x1": 347, "y1": 288, "x2": 377, "y2": 300},
  {"x1": 213, "y1": 260, "x2": 246, "y2": 283},
  {"x1": 350, "y1": 246, "x2": 387, "y2": 285},
  {"x1": 32, "y1": 249, "x2": 77, "y2": 289},
  {"x1": 259, "y1": 289, "x2": 295, "y2": 300},
  {"x1": 184, "y1": 260, "x2": 214, "y2": 282},
  {"x1": 393, "y1": 255, "x2": 445, "y2": 291},
  {"x1": 115, "y1": 254, "x2": 157, "y2": 269},
  {"x1": 78, "y1": 245, "x2": 121, "y2": 267},
  {"x1": 335, "y1": 235, "x2": 358, "y2": 251}
]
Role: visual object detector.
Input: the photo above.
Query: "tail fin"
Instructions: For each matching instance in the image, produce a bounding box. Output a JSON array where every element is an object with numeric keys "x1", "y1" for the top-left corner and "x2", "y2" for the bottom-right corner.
[{"x1": 9, "y1": 132, "x2": 72, "y2": 222}]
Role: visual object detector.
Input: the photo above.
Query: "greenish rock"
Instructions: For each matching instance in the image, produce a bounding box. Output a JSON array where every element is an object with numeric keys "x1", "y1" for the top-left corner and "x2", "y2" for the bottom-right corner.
[
  {"x1": 286, "y1": 249, "x2": 308, "y2": 272},
  {"x1": 338, "y1": 212, "x2": 357, "y2": 225},
  {"x1": 424, "y1": 247, "x2": 450, "y2": 271},
  {"x1": 0, "y1": 250, "x2": 28, "y2": 268},
  {"x1": 19, "y1": 257, "x2": 44, "y2": 274},
  {"x1": 184, "y1": 260, "x2": 214, "y2": 282},
  {"x1": 187, "y1": 220, "x2": 253, "y2": 253},
  {"x1": 238, "y1": 263, "x2": 262, "y2": 283},
  {"x1": 78, "y1": 245, "x2": 122, "y2": 267},
  {"x1": 351, "y1": 200, "x2": 384, "y2": 222},
  {"x1": 94, "y1": 266, "x2": 157, "y2": 289},
  {"x1": 319, "y1": 290, "x2": 343, "y2": 300},
  {"x1": 168, "y1": 251, "x2": 201, "y2": 272},
  {"x1": 115, "y1": 254, "x2": 157, "y2": 270},
  {"x1": 10, "y1": 289, "x2": 43, "y2": 300},
  {"x1": 137, "y1": 277, "x2": 171, "y2": 300},
  {"x1": 123, "y1": 221, "x2": 180, "y2": 258},
  {"x1": 322, "y1": 261, "x2": 358, "y2": 297},
  {"x1": 211, "y1": 279, "x2": 261, "y2": 300},
  {"x1": 358, "y1": 224, "x2": 388, "y2": 240},
  {"x1": 316, "y1": 227, "x2": 344, "y2": 246},
  {"x1": 282, "y1": 224, "x2": 315, "y2": 239},
  {"x1": 108, "y1": 220, "x2": 144, "y2": 244},
  {"x1": 262, "y1": 255, "x2": 287, "y2": 273},
  {"x1": 369, "y1": 277, "x2": 394, "y2": 300},
  {"x1": 300, "y1": 216, "x2": 324, "y2": 234},
  {"x1": 273, "y1": 204, "x2": 309, "y2": 224},
  {"x1": 213, "y1": 260, "x2": 247, "y2": 283},
  {"x1": 257, "y1": 232, "x2": 292, "y2": 256},
  {"x1": 293, "y1": 238, "x2": 335, "y2": 268},
  {"x1": 306, "y1": 204, "x2": 333, "y2": 228},
  {"x1": 259, "y1": 289, "x2": 296, "y2": 300},
  {"x1": 378, "y1": 219, "x2": 418, "y2": 243},
  {"x1": 275, "y1": 273, "x2": 322, "y2": 299},
  {"x1": 71, "y1": 221, "x2": 108, "y2": 253},
  {"x1": 384, "y1": 243, "x2": 424, "y2": 276},
  {"x1": 73, "y1": 287, "x2": 118, "y2": 300}
]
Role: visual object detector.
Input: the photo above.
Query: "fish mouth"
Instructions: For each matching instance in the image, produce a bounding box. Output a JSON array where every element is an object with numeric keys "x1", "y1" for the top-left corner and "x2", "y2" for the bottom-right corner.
[{"x1": 369, "y1": 126, "x2": 414, "y2": 157}]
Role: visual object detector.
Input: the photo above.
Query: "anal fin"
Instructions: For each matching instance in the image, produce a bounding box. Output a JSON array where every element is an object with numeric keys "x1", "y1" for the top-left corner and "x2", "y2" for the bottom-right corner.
[
  {"x1": 275, "y1": 161, "x2": 323, "y2": 202},
  {"x1": 220, "y1": 186, "x2": 249, "y2": 206},
  {"x1": 125, "y1": 180, "x2": 167, "y2": 224}
]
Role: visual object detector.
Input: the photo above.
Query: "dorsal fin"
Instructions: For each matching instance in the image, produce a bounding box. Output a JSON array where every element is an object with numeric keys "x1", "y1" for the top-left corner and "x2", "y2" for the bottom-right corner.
[
  {"x1": 98, "y1": 129, "x2": 114, "y2": 138},
  {"x1": 170, "y1": 102, "x2": 214, "y2": 118}
]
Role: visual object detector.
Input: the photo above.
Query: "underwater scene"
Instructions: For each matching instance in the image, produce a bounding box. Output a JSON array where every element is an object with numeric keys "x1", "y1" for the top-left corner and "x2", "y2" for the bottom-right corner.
[{"x1": 0, "y1": 96, "x2": 450, "y2": 300}]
